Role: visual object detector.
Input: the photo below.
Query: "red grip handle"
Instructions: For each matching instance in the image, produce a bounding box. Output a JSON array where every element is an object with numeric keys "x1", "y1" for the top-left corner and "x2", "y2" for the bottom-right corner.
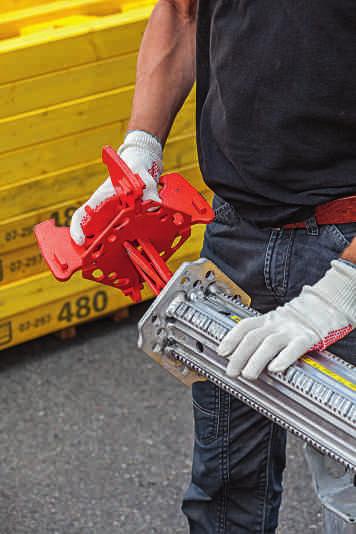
[
  {"x1": 102, "y1": 146, "x2": 145, "y2": 205},
  {"x1": 34, "y1": 146, "x2": 215, "y2": 303}
]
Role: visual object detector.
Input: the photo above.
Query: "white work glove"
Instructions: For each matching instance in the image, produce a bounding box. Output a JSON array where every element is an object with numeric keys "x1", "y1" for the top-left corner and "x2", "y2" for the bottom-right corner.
[
  {"x1": 218, "y1": 259, "x2": 356, "y2": 380},
  {"x1": 70, "y1": 130, "x2": 163, "y2": 245}
]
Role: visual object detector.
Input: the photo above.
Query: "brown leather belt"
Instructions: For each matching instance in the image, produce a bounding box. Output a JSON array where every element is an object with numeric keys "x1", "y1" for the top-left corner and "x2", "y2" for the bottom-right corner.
[{"x1": 283, "y1": 195, "x2": 356, "y2": 229}]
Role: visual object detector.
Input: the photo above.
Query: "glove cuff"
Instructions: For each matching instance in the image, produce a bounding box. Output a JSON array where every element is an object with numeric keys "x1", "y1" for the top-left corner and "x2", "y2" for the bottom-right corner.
[
  {"x1": 118, "y1": 130, "x2": 162, "y2": 160},
  {"x1": 313, "y1": 259, "x2": 356, "y2": 325}
]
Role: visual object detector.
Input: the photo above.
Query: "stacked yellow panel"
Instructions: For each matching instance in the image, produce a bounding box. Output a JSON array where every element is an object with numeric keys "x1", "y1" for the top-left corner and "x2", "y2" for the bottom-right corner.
[{"x1": 0, "y1": 1, "x2": 210, "y2": 350}]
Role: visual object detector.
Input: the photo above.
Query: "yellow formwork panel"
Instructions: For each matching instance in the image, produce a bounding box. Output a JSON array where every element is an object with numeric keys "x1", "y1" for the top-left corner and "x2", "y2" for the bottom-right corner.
[
  {"x1": 0, "y1": 186, "x2": 211, "y2": 285},
  {"x1": 0, "y1": 51, "x2": 139, "y2": 119},
  {"x1": 0, "y1": 284, "x2": 136, "y2": 349},
  {"x1": 0, "y1": 86, "x2": 194, "y2": 155},
  {"x1": 0, "y1": 243, "x2": 46, "y2": 285},
  {"x1": 0, "y1": 165, "x2": 210, "y2": 255},
  {"x1": 0, "y1": 1, "x2": 88, "y2": 14},
  {"x1": 0, "y1": 6, "x2": 153, "y2": 84},
  {"x1": 0, "y1": 101, "x2": 195, "y2": 186},
  {"x1": 0, "y1": 1, "x2": 122, "y2": 38},
  {"x1": 0, "y1": 1, "x2": 50, "y2": 13},
  {"x1": 0, "y1": 180, "x2": 211, "y2": 285},
  {"x1": 0, "y1": 224, "x2": 206, "y2": 350},
  {"x1": 0, "y1": 224, "x2": 203, "y2": 320},
  {"x1": 0, "y1": 86, "x2": 134, "y2": 155},
  {"x1": 0, "y1": 1, "x2": 151, "y2": 14},
  {"x1": 1, "y1": 1, "x2": 154, "y2": 38},
  {"x1": 0, "y1": 0, "x2": 155, "y2": 35},
  {"x1": 0, "y1": 136, "x2": 198, "y2": 220}
]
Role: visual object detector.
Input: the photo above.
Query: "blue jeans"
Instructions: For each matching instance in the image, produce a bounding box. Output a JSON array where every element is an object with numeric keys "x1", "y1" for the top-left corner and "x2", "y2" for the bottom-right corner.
[{"x1": 182, "y1": 195, "x2": 356, "y2": 533}]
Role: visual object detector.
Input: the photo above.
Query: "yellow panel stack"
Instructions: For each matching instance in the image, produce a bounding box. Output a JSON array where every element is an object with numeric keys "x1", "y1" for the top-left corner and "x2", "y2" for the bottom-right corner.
[{"x1": 0, "y1": 1, "x2": 210, "y2": 350}]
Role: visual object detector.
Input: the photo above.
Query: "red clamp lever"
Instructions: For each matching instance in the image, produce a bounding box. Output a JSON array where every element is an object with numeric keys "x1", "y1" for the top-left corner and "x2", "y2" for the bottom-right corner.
[{"x1": 34, "y1": 146, "x2": 214, "y2": 303}]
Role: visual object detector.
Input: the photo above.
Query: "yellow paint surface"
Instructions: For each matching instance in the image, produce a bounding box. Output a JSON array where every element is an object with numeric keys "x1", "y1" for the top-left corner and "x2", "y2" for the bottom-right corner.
[
  {"x1": 0, "y1": 0, "x2": 207, "y2": 350},
  {"x1": 302, "y1": 356, "x2": 356, "y2": 392},
  {"x1": 0, "y1": 6, "x2": 153, "y2": 84},
  {"x1": 0, "y1": 1, "x2": 52, "y2": 13},
  {"x1": 0, "y1": 85, "x2": 194, "y2": 155},
  {"x1": 0, "y1": 224, "x2": 207, "y2": 350},
  {"x1": 0, "y1": 86, "x2": 135, "y2": 154},
  {"x1": 0, "y1": 165, "x2": 210, "y2": 256},
  {"x1": 0, "y1": 243, "x2": 47, "y2": 285},
  {"x1": 0, "y1": 136, "x2": 198, "y2": 220},
  {"x1": 0, "y1": 100, "x2": 195, "y2": 186},
  {"x1": 0, "y1": 52, "x2": 139, "y2": 119}
]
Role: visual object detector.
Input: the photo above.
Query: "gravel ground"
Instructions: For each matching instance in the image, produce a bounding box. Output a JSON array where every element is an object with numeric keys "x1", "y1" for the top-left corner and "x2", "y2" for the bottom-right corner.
[{"x1": 0, "y1": 303, "x2": 323, "y2": 533}]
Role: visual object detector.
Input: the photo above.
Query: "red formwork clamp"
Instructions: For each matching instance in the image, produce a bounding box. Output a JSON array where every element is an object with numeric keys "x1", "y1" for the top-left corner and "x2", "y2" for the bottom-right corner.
[{"x1": 34, "y1": 146, "x2": 215, "y2": 303}]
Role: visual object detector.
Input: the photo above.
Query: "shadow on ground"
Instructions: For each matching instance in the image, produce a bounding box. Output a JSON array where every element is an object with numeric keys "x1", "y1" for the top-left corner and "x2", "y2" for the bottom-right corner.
[{"x1": 0, "y1": 304, "x2": 322, "y2": 533}]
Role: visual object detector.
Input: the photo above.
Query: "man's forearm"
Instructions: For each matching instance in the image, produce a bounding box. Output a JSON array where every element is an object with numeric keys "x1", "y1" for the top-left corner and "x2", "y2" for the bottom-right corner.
[
  {"x1": 341, "y1": 236, "x2": 356, "y2": 264},
  {"x1": 128, "y1": 0, "x2": 197, "y2": 145}
]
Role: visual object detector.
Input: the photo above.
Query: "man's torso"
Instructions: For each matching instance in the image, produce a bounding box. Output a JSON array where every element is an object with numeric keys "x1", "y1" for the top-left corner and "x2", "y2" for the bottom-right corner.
[{"x1": 196, "y1": 0, "x2": 356, "y2": 225}]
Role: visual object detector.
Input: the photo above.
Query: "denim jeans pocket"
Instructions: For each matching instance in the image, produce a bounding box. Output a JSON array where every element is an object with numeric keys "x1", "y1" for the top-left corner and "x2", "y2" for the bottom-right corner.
[
  {"x1": 213, "y1": 195, "x2": 239, "y2": 226},
  {"x1": 322, "y1": 223, "x2": 356, "y2": 254},
  {"x1": 192, "y1": 381, "x2": 220, "y2": 444},
  {"x1": 333, "y1": 223, "x2": 356, "y2": 246},
  {"x1": 192, "y1": 400, "x2": 219, "y2": 444}
]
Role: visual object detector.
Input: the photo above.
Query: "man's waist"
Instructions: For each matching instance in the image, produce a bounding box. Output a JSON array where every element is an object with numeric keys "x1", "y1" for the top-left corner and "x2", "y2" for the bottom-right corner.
[
  {"x1": 213, "y1": 194, "x2": 356, "y2": 229},
  {"x1": 281, "y1": 196, "x2": 356, "y2": 230}
]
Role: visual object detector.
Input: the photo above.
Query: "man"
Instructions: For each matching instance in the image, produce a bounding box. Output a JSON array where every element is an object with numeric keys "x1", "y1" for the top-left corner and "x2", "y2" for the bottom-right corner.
[{"x1": 70, "y1": 1, "x2": 356, "y2": 532}]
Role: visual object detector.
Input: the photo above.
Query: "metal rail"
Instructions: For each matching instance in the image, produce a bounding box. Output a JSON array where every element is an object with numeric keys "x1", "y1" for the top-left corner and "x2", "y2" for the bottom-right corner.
[{"x1": 138, "y1": 258, "x2": 356, "y2": 530}]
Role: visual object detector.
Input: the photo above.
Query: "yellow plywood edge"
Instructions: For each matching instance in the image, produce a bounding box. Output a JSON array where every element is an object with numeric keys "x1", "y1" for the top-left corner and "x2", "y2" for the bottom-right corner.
[
  {"x1": 0, "y1": 85, "x2": 134, "y2": 155},
  {"x1": 0, "y1": 135, "x2": 198, "y2": 220},
  {"x1": 0, "y1": 243, "x2": 46, "y2": 285},
  {"x1": 0, "y1": 0, "x2": 152, "y2": 15},
  {"x1": 0, "y1": 100, "x2": 195, "y2": 186},
  {"x1": 0, "y1": 284, "x2": 138, "y2": 350},
  {"x1": 0, "y1": 51, "x2": 139, "y2": 119},
  {"x1": 1, "y1": 2, "x2": 153, "y2": 41},
  {"x1": 0, "y1": 225, "x2": 205, "y2": 351},
  {"x1": 0, "y1": 86, "x2": 194, "y2": 155},
  {"x1": 0, "y1": 2, "x2": 60, "y2": 14},
  {"x1": 0, "y1": 164, "x2": 210, "y2": 255},
  {"x1": 0, "y1": 1, "x2": 125, "y2": 40},
  {"x1": 0, "y1": 7, "x2": 153, "y2": 84}
]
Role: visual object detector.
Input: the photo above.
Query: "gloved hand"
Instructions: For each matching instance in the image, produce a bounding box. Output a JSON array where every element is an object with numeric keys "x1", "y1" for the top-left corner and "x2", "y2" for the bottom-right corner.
[
  {"x1": 70, "y1": 130, "x2": 163, "y2": 245},
  {"x1": 218, "y1": 259, "x2": 356, "y2": 380}
]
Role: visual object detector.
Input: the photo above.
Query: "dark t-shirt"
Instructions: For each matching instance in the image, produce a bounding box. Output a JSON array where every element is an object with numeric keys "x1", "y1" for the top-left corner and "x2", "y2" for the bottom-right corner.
[{"x1": 196, "y1": 1, "x2": 356, "y2": 226}]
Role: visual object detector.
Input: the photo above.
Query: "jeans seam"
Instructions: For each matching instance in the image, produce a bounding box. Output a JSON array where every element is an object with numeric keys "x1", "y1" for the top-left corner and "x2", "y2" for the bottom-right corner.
[
  {"x1": 193, "y1": 385, "x2": 221, "y2": 445},
  {"x1": 192, "y1": 399, "x2": 216, "y2": 417},
  {"x1": 216, "y1": 392, "x2": 230, "y2": 534},
  {"x1": 223, "y1": 395, "x2": 231, "y2": 533},
  {"x1": 280, "y1": 230, "x2": 294, "y2": 294},
  {"x1": 264, "y1": 231, "x2": 278, "y2": 291},
  {"x1": 260, "y1": 424, "x2": 274, "y2": 534},
  {"x1": 215, "y1": 386, "x2": 221, "y2": 442}
]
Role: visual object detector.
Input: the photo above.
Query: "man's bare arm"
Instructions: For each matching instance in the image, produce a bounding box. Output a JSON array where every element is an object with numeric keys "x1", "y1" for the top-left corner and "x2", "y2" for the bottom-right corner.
[
  {"x1": 128, "y1": 0, "x2": 198, "y2": 145},
  {"x1": 341, "y1": 236, "x2": 356, "y2": 264},
  {"x1": 70, "y1": 1, "x2": 197, "y2": 243}
]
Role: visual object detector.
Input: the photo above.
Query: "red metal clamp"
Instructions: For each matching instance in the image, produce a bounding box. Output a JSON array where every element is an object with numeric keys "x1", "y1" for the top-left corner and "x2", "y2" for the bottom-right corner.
[{"x1": 34, "y1": 146, "x2": 214, "y2": 303}]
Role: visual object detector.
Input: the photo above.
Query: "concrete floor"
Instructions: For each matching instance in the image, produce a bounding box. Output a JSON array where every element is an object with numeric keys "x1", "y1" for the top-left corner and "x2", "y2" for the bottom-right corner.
[{"x1": 0, "y1": 303, "x2": 323, "y2": 533}]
